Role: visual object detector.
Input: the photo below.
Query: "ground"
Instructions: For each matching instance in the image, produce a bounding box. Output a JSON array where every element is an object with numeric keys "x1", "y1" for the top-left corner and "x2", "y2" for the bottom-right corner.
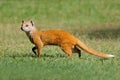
[{"x1": 0, "y1": 0, "x2": 120, "y2": 80}]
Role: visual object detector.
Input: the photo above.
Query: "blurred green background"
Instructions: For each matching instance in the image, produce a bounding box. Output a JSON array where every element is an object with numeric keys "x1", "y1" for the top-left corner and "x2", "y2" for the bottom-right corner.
[{"x1": 0, "y1": 0, "x2": 120, "y2": 80}]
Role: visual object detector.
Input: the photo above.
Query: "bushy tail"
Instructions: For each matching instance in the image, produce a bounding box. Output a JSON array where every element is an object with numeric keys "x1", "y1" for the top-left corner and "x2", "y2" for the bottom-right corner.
[{"x1": 76, "y1": 39, "x2": 114, "y2": 58}]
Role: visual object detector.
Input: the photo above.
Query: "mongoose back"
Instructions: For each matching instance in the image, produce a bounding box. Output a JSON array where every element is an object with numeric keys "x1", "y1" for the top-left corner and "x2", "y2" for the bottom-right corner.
[{"x1": 21, "y1": 20, "x2": 114, "y2": 58}]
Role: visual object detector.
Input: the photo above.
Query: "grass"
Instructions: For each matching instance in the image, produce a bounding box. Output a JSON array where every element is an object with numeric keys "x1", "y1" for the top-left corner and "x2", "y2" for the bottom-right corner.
[{"x1": 0, "y1": 0, "x2": 120, "y2": 80}]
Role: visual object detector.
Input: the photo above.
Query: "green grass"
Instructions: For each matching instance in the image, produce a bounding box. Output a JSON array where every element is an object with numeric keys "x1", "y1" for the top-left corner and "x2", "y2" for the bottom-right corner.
[{"x1": 0, "y1": 0, "x2": 120, "y2": 80}]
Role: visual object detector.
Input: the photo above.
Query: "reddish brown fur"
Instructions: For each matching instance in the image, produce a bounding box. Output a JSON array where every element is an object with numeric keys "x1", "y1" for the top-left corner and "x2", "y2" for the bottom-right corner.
[{"x1": 21, "y1": 21, "x2": 114, "y2": 58}]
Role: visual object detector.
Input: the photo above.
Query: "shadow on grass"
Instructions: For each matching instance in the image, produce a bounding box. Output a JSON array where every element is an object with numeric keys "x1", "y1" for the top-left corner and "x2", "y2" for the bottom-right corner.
[
  {"x1": 87, "y1": 27, "x2": 120, "y2": 39},
  {"x1": 8, "y1": 53, "x2": 65, "y2": 58},
  {"x1": 72, "y1": 26, "x2": 120, "y2": 39}
]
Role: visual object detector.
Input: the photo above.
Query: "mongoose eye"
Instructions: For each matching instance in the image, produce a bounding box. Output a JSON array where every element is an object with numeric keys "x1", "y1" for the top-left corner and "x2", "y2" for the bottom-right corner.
[{"x1": 26, "y1": 25, "x2": 29, "y2": 27}]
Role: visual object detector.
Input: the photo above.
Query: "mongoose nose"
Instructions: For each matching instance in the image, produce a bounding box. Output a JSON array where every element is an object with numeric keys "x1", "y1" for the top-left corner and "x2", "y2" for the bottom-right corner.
[{"x1": 21, "y1": 27, "x2": 23, "y2": 31}]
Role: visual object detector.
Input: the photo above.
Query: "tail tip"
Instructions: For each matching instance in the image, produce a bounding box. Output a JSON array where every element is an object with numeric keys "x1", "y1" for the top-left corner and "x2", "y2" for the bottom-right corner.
[{"x1": 108, "y1": 54, "x2": 115, "y2": 58}]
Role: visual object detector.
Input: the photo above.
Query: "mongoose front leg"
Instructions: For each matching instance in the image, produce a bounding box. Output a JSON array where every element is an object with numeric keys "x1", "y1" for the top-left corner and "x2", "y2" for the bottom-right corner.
[
  {"x1": 36, "y1": 45, "x2": 42, "y2": 57},
  {"x1": 34, "y1": 39, "x2": 43, "y2": 57},
  {"x1": 32, "y1": 46, "x2": 37, "y2": 55}
]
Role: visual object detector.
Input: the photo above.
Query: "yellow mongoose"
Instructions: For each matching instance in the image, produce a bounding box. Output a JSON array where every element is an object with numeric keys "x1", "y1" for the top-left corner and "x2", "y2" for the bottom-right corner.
[{"x1": 21, "y1": 20, "x2": 114, "y2": 58}]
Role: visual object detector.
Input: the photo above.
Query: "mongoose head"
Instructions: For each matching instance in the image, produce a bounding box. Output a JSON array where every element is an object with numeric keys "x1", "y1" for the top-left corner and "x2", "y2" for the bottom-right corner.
[{"x1": 21, "y1": 20, "x2": 36, "y2": 32}]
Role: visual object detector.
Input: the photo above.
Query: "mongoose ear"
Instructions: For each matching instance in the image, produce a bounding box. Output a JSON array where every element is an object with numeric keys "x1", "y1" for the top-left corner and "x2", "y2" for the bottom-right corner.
[
  {"x1": 30, "y1": 20, "x2": 34, "y2": 26},
  {"x1": 22, "y1": 20, "x2": 24, "y2": 23}
]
